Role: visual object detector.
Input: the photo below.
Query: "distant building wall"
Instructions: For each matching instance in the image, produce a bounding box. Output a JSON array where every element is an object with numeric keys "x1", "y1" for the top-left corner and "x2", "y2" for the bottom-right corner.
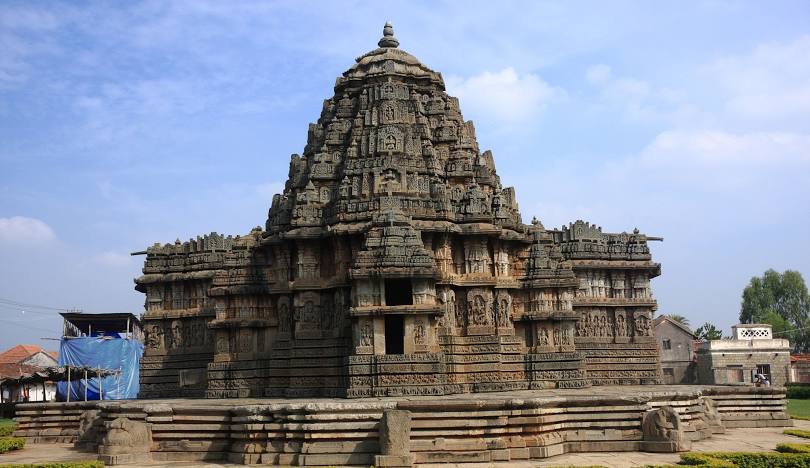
[
  {"x1": 790, "y1": 357, "x2": 810, "y2": 383},
  {"x1": 697, "y1": 325, "x2": 790, "y2": 386},
  {"x1": 1, "y1": 382, "x2": 56, "y2": 403},
  {"x1": 654, "y1": 318, "x2": 696, "y2": 384}
]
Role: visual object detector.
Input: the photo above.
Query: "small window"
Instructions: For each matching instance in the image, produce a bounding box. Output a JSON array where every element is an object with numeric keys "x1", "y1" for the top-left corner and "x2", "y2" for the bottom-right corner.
[
  {"x1": 756, "y1": 364, "x2": 771, "y2": 382},
  {"x1": 385, "y1": 279, "x2": 413, "y2": 306},
  {"x1": 662, "y1": 339, "x2": 671, "y2": 350},
  {"x1": 663, "y1": 368, "x2": 674, "y2": 376}
]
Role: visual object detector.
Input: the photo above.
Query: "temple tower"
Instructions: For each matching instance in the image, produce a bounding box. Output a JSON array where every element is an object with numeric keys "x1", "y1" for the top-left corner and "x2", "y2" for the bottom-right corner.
[{"x1": 135, "y1": 23, "x2": 662, "y2": 398}]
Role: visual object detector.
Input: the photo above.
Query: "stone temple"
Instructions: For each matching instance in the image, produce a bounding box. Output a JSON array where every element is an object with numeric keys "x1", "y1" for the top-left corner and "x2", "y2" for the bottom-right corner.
[
  {"x1": 135, "y1": 22, "x2": 663, "y2": 399},
  {"x1": 15, "y1": 24, "x2": 790, "y2": 467}
]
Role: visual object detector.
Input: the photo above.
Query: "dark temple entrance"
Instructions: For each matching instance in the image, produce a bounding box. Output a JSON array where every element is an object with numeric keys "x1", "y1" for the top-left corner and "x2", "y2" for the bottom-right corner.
[{"x1": 384, "y1": 315, "x2": 404, "y2": 354}]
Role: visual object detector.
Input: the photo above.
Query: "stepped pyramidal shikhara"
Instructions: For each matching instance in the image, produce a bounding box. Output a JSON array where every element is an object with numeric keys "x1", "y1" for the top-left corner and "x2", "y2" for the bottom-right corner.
[{"x1": 135, "y1": 23, "x2": 663, "y2": 398}]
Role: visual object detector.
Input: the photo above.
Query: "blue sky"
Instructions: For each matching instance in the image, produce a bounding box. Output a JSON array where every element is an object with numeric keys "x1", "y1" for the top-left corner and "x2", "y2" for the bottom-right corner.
[{"x1": 1, "y1": 1, "x2": 808, "y2": 350}]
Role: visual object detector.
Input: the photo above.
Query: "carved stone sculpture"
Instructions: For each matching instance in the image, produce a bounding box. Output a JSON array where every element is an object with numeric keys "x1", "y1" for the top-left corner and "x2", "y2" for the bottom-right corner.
[
  {"x1": 74, "y1": 409, "x2": 101, "y2": 451},
  {"x1": 99, "y1": 417, "x2": 152, "y2": 465},
  {"x1": 640, "y1": 406, "x2": 691, "y2": 452},
  {"x1": 699, "y1": 397, "x2": 725, "y2": 434}
]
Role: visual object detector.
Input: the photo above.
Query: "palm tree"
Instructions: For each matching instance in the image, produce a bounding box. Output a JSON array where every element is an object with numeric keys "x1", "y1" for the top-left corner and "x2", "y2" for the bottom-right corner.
[{"x1": 666, "y1": 314, "x2": 690, "y2": 327}]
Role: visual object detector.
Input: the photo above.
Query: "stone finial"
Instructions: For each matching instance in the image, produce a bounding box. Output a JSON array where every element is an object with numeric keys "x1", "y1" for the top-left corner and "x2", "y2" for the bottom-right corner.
[{"x1": 378, "y1": 21, "x2": 400, "y2": 48}]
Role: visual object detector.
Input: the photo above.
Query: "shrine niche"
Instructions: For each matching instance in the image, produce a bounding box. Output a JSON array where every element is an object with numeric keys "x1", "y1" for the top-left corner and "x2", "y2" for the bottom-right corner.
[{"x1": 134, "y1": 22, "x2": 663, "y2": 399}]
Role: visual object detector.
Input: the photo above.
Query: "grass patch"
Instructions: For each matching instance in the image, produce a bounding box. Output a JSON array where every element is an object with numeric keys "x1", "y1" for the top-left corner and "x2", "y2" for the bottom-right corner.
[
  {"x1": 680, "y1": 451, "x2": 810, "y2": 467},
  {"x1": 789, "y1": 399, "x2": 810, "y2": 420},
  {"x1": 786, "y1": 429, "x2": 810, "y2": 439},
  {"x1": 0, "y1": 419, "x2": 16, "y2": 437},
  {"x1": 777, "y1": 442, "x2": 810, "y2": 453}
]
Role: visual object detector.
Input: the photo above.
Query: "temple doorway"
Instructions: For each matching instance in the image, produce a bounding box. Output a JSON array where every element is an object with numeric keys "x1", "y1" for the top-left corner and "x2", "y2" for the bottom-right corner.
[{"x1": 384, "y1": 315, "x2": 404, "y2": 354}]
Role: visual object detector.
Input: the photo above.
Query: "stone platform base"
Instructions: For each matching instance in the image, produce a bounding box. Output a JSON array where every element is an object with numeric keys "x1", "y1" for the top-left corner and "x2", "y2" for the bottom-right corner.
[{"x1": 13, "y1": 385, "x2": 790, "y2": 466}]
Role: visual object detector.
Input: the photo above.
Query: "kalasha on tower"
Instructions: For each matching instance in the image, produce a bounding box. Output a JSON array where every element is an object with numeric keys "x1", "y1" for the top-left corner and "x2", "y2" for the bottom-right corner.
[{"x1": 135, "y1": 23, "x2": 663, "y2": 398}]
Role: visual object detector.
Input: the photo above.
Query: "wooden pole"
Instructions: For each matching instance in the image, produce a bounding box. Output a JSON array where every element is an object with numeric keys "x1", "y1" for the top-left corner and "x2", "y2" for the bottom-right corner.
[
  {"x1": 66, "y1": 366, "x2": 71, "y2": 402},
  {"x1": 98, "y1": 368, "x2": 103, "y2": 401},
  {"x1": 83, "y1": 369, "x2": 88, "y2": 401}
]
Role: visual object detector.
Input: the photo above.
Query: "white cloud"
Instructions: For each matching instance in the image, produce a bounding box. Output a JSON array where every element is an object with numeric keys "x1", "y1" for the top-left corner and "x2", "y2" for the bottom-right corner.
[
  {"x1": 705, "y1": 35, "x2": 810, "y2": 120},
  {"x1": 93, "y1": 251, "x2": 133, "y2": 268},
  {"x1": 639, "y1": 130, "x2": 810, "y2": 168},
  {"x1": 0, "y1": 216, "x2": 56, "y2": 244},
  {"x1": 445, "y1": 68, "x2": 562, "y2": 123},
  {"x1": 584, "y1": 64, "x2": 694, "y2": 124}
]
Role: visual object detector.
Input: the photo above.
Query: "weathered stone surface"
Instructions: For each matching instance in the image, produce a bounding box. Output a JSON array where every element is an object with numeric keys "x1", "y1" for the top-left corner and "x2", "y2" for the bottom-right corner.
[
  {"x1": 98, "y1": 417, "x2": 152, "y2": 465},
  {"x1": 378, "y1": 411, "x2": 412, "y2": 442}
]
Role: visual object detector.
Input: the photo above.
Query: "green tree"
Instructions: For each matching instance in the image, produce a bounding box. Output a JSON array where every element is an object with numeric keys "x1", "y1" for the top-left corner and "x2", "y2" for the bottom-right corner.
[
  {"x1": 694, "y1": 322, "x2": 723, "y2": 341},
  {"x1": 740, "y1": 269, "x2": 810, "y2": 352},
  {"x1": 762, "y1": 310, "x2": 791, "y2": 338},
  {"x1": 666, "y1": 314, "x2": 690, "y2": 327}
]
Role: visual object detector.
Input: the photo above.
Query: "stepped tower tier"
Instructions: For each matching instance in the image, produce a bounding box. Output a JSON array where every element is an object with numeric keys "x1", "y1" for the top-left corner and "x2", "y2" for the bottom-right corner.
[{"x1": 135, "y1": 23, "x2": 662, "y2": 398}]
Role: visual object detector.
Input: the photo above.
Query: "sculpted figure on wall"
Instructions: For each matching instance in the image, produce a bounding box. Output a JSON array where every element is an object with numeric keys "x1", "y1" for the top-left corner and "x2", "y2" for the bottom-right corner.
[
  {"x1": 539, "y1": 326, "x2": 550, "y2": 346},
  {"x1": 145, "y1": 324, "x2": 163, "y2": 350},
  {"x1": 437, "y1": 287, "x2": 456, "y2": 329},
  {"x1": 464, "y1": 238, "x2": 491, "y2": 275},
  {"x1": 278, "y1": 298, "x2": 291, "y2": 334},
  {"x1": 494, "y1": 291, "x2": 512, "y2": 328},
  {"x1": 615, "y1": 311, "x2": 627, "y2": 337},
  {"x1": 414, "y1": 320, "x2": 426, "y2": 344},
  {"x1": 634, "y1": 312, "x2": 652, "y2": 337},
  {"x1": 360, "y1": 320, "x2": 373, "y2": 347},
  {"x1": 216, "y1": 332, "x2": 228, "y2": 354},
  {"x1": 558, "y1": 324, "x2": 573, "y2": 346},
  {"x1": 470, "y1": 295, "x2": 489, "y2": 325},
  {"x1": 495, "y1": 248, "x2": 509, "y2": 277},
  {"x1": 575, "y1": 317, "x2": 586, "y2": 337}
]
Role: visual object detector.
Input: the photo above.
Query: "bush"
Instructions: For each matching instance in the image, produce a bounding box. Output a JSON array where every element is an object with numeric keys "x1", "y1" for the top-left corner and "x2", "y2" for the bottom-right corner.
[
  {"x1": 787, "y1": 385, "x2": 810, "y2": 399},
  {"x1": 777, "y1": 443, "x2": 810, "y2": 453},
  {"x1": 0, "y1": 437, "x2": 25, "y2": 454},
  {"x1": 0, "y1": 462, "x2": 104, "y2": 468},
  {"x1": 680, "y1": 451, "x2": 810, "y2": 467},
  {"x1": 785, "y1": 429, "x2": 810, "y2": 439},
  {"x1": 0, "y1": 425, "x2": 16, "y2": 437}
]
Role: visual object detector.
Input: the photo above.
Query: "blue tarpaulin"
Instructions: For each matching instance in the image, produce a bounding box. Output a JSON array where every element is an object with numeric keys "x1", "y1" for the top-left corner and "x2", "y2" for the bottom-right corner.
[{"x1": 56, "y1": 337, "x2": 143, "y2": 400}]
